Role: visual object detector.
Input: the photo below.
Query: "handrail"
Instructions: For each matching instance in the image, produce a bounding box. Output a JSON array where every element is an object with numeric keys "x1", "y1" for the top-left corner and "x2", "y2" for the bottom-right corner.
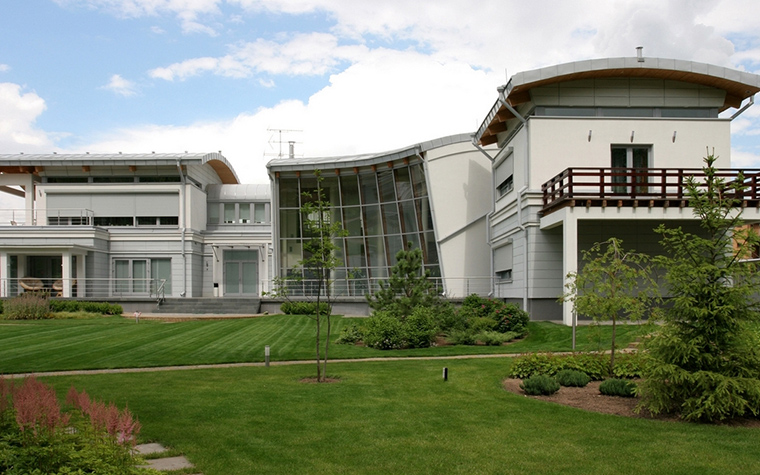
[
  {"x1": 154, "y1": 279, "x2": 166, "y2": 307},
  {"x1": 541, "y1": 167, "x2": 760, "y2": 211}
]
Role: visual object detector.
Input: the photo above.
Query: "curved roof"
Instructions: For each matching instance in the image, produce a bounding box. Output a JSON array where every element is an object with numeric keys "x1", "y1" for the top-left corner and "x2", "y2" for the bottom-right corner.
[
  {"x1": 0, "y1": 152, "x2": 240, "y2": 184},
  {"x1": 207, "y1": 184, "x2": 270, "y2": 200},
  {"x1": 476, "y1": 56, "x2": 760, "y2": 145},
  {"x1": 267, "y1": 133, "x2": 474, "y2": 173}
]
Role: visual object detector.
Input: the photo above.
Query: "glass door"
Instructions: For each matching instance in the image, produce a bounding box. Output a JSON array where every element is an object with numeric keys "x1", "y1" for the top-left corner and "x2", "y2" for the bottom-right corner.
[
  {"x1": 611, "y1": 146, "x2": 650, "y2": 195},
  {"x1": 223, "y1": 250, "x2": 259, "y2": 296}
]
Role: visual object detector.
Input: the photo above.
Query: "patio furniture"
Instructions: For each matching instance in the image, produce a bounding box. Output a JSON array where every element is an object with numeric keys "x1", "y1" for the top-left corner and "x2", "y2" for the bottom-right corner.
[{"x1": 19, "y1": 277, "x2": 45, "y2": 292}]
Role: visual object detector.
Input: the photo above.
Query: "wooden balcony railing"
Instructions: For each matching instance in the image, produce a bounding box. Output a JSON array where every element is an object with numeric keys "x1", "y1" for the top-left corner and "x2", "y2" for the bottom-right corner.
[{"x1": 541, "y1": 168, "x2": 760, "y2": 213}]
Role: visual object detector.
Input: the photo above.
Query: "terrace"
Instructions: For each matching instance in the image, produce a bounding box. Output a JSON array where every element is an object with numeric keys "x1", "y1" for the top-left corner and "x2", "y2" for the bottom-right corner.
[{"x1": 541, "y1": 167, "x2": 760, "y2": 215}]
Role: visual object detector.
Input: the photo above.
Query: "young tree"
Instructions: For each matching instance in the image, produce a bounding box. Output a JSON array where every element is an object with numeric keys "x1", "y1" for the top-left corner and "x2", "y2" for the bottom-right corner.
[
  {"x1": 274, "y1": 170, "x2": 348, "y2": 382},
  {"x1": 562, "y1": 238, "x2": 659, "y2": 369},
  {"x1": 639, "y1": 153, "x2": 760, "y2": 421},
  {"x1": 366, "y1": 244, "x2": 439, "y2": 319}
]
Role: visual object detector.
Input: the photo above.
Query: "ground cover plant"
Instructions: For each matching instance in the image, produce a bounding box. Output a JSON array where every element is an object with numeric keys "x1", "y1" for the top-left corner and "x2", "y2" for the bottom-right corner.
[
  {"x1": 39, "y1": 358, "x2": 760, "y2": 474},
  {"x1": 0, "y1": 377, "x2": 153, "y2": 474},
  {"x1": 0, "y1": 317, "x2": 647, "y2": 374}
]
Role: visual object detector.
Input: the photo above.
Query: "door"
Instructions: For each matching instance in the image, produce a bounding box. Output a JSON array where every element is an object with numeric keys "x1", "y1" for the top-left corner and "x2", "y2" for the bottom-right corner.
[
  {"x1": 223, "y1": 250, "x2": 259, "y2": 296},
  {"x1": 611, "y1": 146, "x2": 650, "y2": 195}
]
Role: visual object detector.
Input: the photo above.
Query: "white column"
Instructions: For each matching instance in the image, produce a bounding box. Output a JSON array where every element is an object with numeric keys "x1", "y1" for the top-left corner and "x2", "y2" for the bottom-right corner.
[
  {"x1": 0, "y1": 252, "x2": 7, "y2": 297},
  {"x1": 23, "y1": 176, "x2": 35, "y2": 225},
  {"x1": 562, "y1": 211, "x2": 578, "y2": 326},
  {"x1": 61, "y1": 250, "x2": 72, "y2": 298},
  {"x1": 76, "y1": 253, "x2": 86, "y2": 297}
]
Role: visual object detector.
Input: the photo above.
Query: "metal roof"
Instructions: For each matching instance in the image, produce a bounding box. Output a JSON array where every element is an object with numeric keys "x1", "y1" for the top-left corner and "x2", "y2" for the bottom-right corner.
[
  {"x1": 266, "y1": 134, "x2": 473, "y2": 173},
  {"x1": 206, "y1": 184, "x2": 270, "y2": 200},
  {"x1": 0, "y1": 152, "x2": 240, "y2": 184},
  {"x1": 476, "y1": 56, "x2": 760, "y2": 145}
]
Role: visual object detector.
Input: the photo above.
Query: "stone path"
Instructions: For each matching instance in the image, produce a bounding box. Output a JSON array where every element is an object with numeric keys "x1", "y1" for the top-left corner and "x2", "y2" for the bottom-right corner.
[{"x1": 136, "y1": 442, "x2": 200, "y2": 473}]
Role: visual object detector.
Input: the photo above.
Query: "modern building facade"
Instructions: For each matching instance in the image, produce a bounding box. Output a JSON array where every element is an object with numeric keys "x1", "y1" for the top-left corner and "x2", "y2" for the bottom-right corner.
[
  {"x1": 0, "y1": 153, "x2": 272, "y2": 303},
  {"x1": 267, "y1": 134, "x2": 495, "y2": 299},
  {"x1": 473, "y1": 55, "x2": 760, "y2": 323}
]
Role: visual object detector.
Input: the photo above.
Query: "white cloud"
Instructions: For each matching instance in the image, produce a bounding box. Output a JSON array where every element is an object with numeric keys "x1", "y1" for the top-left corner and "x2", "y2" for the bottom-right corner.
[
  {"x1": 0, "y1": 64, "x2": 9, "y2": 72},
  {"x1": 0, "y1": 83, "x2": 54, "y2": 152},
  {"x1": 102, "y1": 74, "x2": 138, "y2": 96},
  {"x1": 77, "y1": 49, "x2": 499, "y2": 183},
  {"x1": 730, "y1": 148, "x2": 760, "y2": 168},
  {"x1": 150, "y1": 25, "x2": 166, "y2": 34},
  {"x1": 149, "y1": 33, "x2": 368, "y2": 80}
]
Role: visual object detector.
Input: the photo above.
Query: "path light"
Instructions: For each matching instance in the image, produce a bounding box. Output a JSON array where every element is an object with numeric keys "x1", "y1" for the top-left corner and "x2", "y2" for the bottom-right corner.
[
  {"x1": 265, "y1": 345, "x2": 270, "y2": 367},
  {"x1": 443, "y1": 367, "x2": 448, "y2": 381}
]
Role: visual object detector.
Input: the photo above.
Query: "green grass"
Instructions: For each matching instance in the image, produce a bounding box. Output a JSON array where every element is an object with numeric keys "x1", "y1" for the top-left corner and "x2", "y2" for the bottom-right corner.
[
  {"x1": 42, "y1": 358, "x2": 759, "y2": 475},
  {"x1": 0, "y1": 316, "x2": 647, "y2": 374}
]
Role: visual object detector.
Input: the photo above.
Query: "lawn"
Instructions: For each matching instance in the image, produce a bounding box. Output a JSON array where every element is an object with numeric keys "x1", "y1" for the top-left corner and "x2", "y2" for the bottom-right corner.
[
  {"x1": 43, "y1": 358, "x2": 759, "y2": 475},
  {"x1": 0, "y1": 315, "x2": 646, "y2": 373}
]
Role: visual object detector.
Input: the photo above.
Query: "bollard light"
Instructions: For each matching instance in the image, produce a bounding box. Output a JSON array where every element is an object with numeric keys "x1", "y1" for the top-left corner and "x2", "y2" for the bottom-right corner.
[
  {"x1": 265, "y1": 345, "x2": 270, "y2": 368},
  {"x1": 443, "y1": 367, "x2": 448, "y2": 381}
]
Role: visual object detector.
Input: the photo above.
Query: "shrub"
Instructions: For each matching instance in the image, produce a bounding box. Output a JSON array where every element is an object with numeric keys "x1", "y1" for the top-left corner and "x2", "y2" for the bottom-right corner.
[
  {"x1": 336, "y1": 323, "x2": 363, "y2": 345},
  {"x1": 520, "y1": 374, "x2": 560, "y2": 396},
  {"x1": 508, "y1": 352, "x2": 612, "y2": 380},
  {"x1": 468, "y1": 316, "x2": 497, "y2": 333},
  {"x1": 477, "y1": 331, "x2": 518, "y2": 346},
  {"x1": 612, "y1": 352, "x2": 645, "y2": 379},
  {"x1": 48, "y1": 300, "x2": 123, "y2": 315},
  {"x1": 555, "y1": 369, "x2": 591, "y2": 387},
  {"x1": 3, "y1": 293, "x2": 50, "y2": 320},
  {"x1": 280, "y1": 301, "x2": 330, "y2": 315},
  {"x1": 446, "y1": 330, "x2": 476, "y2": 346},
  {"x1": 362, "y1": 313, "x2": 405, "y2": 350},
  {"x1": 404, "y1": 306, "x2": 438, "y2": 349},
  {"x1": 599, "y1": 378, "x2": 637, "y2": 397},
  {"x1": 437, "y1": 303, "x2": 467, "y2": 333},
  {"x1": 459, "y1": 294, "x2": 530, "y2": 334}
]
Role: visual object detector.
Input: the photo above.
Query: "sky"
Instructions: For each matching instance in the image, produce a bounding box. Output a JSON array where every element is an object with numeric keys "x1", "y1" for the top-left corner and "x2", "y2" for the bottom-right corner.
[{"x1": 1, "y1": 0, "x2": 760, "y2": 196}]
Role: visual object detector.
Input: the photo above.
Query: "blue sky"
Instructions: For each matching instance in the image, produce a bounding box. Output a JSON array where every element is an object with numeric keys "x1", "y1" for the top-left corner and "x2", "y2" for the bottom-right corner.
[{"x1": 1, "y1": 0, "x2": 760, "y2": 187}]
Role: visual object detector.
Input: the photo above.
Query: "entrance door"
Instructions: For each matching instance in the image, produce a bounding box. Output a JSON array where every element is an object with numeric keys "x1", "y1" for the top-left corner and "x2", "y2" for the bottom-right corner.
[
  {"x1": 612, "y1": 146, "x2": 650, "y2": 194},
  {"x1": 223, "y1": 250, "x2": 258, "y2": 296}
]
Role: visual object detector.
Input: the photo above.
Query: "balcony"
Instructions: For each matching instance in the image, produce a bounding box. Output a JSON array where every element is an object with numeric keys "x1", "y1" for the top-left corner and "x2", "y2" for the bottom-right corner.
[
  {"x1": 541, "y1": 168, "x2": 760, "y2": 215},
  {"x1": 0, "y1": 208, "x2": 95, "y2": 226}
]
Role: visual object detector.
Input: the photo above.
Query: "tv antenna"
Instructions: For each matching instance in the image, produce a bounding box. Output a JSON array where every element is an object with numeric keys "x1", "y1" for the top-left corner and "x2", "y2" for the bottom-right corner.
[{"x1": 266, "y1": 128, "x2": 303, "y2": 158}]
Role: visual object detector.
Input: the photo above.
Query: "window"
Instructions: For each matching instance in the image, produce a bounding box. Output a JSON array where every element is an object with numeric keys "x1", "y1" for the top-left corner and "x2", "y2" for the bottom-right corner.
[
  {"x1": 253, "y1": 203, "x2": 266, "y2": 223},
  {"x1": 240, "y1": 203, "x2": 251, "y2": 223},
  {"x1": 496, "y1": 269, "x2": 512, "y2": 281},
  {"x1": 497, "y1": 175, "x2": 514, "y2": 197},
  {"x1": 113, "y1": 258, "x2": 171, "y2": 295},
  {"x1": 224, "y1": 203, "x2": 236, "y2": 223}
]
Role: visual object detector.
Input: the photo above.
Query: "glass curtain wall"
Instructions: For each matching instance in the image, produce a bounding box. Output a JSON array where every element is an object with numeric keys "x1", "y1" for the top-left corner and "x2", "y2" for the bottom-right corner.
[{"x1": 278, "y1": 161, "x2": 439, "y2": 296}]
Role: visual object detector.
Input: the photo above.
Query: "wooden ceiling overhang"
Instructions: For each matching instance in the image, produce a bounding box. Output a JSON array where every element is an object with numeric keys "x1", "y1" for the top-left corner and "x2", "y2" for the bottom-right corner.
[{"x1": 477, "y1": 63, "x2": 760, "y2": 146}]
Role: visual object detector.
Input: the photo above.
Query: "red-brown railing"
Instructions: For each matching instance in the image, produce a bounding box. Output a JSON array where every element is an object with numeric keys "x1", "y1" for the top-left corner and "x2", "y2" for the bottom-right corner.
[{"x1": 542, "y1": 168, "x2": 760, "y2": 211}]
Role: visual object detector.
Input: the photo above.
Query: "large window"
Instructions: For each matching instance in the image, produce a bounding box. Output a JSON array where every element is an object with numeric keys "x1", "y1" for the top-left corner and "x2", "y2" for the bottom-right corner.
[
  {"x1": 208, "y1": 202, "x2": 269, "y2": 224},
  {"x1": 113, "y1": 258, "x2": 171, "y2": 295},
  {"x1": 611, "y1": 146, "x2": 651, "y2": 194},
  {"x1": 277, "y1": 161, "x2": 439, "y2": 295}
]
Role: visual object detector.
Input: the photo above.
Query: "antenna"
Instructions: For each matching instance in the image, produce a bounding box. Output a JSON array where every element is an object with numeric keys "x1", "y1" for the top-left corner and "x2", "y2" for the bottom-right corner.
[{"x1": 265, "y1": 128, "x2": 303, "y2": 159}]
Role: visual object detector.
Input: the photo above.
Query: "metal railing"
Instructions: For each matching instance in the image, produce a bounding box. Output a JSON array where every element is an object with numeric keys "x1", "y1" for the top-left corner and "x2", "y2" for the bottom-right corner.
[
  {"x1": 262, "y1": 276, "x2": 495, "y2": 299},
  {"x1": 0, "y1": 208, "x2": 95, "y2": 226},
  {"x1": 1, "y1": 278, "x2": 168, "y2": 299},
  {"x1": 542, "y1": 167, "x2": 760, "y2": 212}
]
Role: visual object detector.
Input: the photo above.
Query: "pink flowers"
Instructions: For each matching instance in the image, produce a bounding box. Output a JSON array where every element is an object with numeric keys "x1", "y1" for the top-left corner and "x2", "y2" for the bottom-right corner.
[
  {"x1": 13, "y1": 377, "x2": 70, "y2": 435},
  {"x1": 66, "y1": 385, "x2": 141, "y2": 446}
]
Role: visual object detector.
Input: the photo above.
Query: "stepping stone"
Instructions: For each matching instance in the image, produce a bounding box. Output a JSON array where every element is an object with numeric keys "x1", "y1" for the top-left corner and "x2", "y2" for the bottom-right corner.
[
  {"x1": 141, "y1": 455, "x2": 194, "y2": 471},
  {"x1": 135, "y1": 443, "x2": 167, "y2": 455}
]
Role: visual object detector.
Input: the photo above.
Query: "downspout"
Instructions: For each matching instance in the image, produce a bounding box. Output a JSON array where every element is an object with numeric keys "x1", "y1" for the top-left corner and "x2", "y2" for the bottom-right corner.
[
  {"x1": 731, "y1": 94, "x2": 755, "y2": 120},
  {"x1": 497, "y1": 87, "x2": 531, "y2": 312},
  {"x1": 177, "y1": 160, "x2": 187, "y2": 297}
]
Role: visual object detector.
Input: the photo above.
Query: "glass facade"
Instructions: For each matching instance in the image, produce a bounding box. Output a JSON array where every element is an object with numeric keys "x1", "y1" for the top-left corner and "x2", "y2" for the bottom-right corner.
[{"x1": 278, "y1": 161, "x2": 439, "y2": 294}]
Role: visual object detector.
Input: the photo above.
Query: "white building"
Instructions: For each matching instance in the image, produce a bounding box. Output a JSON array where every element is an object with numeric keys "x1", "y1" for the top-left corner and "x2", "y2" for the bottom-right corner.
[
  {"x1": 473, "y1": 55, "x2": 760, "y2": 323},
  {"x1": 0, "y1": 152, "x2": 271, "y2": 310}
]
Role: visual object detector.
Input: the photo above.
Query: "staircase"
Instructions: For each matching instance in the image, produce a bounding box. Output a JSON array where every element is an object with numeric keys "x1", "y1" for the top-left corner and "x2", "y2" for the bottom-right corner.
[{"x1": 154, "y1": 298, "x2": 261, "y2": 315}]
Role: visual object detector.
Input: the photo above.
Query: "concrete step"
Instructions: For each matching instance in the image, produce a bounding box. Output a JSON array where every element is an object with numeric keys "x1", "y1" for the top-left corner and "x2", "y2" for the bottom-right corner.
[{"x1": 155, "y1": 298, "x2": 260, "y2": 314}]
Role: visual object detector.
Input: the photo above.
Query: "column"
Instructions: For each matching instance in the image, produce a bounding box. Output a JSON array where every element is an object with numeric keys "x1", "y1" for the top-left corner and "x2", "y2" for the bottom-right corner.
[
  {"x1": 562, "y1": 211, "x2": 578, "y2": 326},
  {"x1": 0, "y1": 252, "x2": 7, "y2": 297},
  {"x1": 61, "y1": 250, "x2": 72, "y2": 298},
  {"x1": 76, "y1": 253, "x2": 86, "y2": 297}
]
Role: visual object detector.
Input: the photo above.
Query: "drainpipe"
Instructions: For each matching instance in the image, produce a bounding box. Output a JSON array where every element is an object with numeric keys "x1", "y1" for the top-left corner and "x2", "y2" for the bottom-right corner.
[
  {"x1": 177, "y1": 160, "x2": 187, "y2": 297},
  {"x1": 731, "y1": 94, "x2": 755, "y2": 120},
  {"x1": 497, "y1": 87, "x2": 531, "y2": 313}
]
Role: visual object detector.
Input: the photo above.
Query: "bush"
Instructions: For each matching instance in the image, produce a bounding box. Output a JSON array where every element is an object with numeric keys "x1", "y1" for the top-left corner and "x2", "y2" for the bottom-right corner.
[
  {"x1": 437, "y1": 303, "x2": 467, "y2": 333},
  {"x1": 2, "y1": 293, "x2": 50, "y2": 320},
  {"x1": 280, "y1": 301, "x2": 330, "y2": 315},
  {"x1": 520, "y1": 374, "x2": 560, "y2": 395},
  {"x1": 446, "y1": 330, "x2": 476, "y2": 346},
  {"x1": 404, "y1": 306, "x2": 438, "y2": 349},
  {"x1": 508, "y1": 352, "x2": 612, "y2": 380},
  {"x1": 599, "y1": 378, "x2": 637, "y2": 397},
  {"x1": 612, "y1": 352, "x2": 645, "y2": 379},
  {"x1": 555, "y1": 369, "x2": 591, "y2": 387},
  {"x1": 336, "y1": 323, "x2": 363, "y2": 345},
  {"x1": 362, "y1": 313, "x2": 405, "y2": 350},
  {"x1": 477, "y1": 331, "x2": 518, "y2": 346},
  {"x1": 48, "y1": 300, "x2": 123, "y2": 315},
  {"x1": 468, "y1": 316, "x2": 497, "y2": 333},
  {"x1": 459, "y1": 294, "x2": 530, "y2": 334}
]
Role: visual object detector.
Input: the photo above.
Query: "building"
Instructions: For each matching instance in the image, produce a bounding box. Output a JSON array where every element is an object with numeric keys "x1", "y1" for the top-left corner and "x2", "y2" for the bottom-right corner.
[
  {"x1": 267, "y1": 135, "x2": 495, "y2": 301},
  {"x1": 0, "y1": 152, "x2": 272, "y2": 307},
  {"x1": 473, "y1": 54, "x2": 760, "y2": 323}
]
